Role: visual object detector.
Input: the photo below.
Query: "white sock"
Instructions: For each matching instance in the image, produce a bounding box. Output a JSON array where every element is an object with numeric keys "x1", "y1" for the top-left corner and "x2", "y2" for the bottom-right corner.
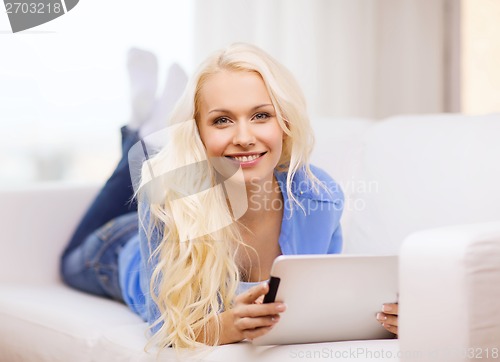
[
  {"x1": 126, "y1": 47, "x2": 158, "y2": 131},
  {"x1": 139, "y1": 63, "x2": 188, "y2": 138}
]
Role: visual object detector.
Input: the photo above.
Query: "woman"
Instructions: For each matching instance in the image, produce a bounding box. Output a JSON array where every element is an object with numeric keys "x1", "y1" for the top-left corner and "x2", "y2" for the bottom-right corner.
[{"x1": 60, "y1": 43, "x2": 398, "y2": 350}]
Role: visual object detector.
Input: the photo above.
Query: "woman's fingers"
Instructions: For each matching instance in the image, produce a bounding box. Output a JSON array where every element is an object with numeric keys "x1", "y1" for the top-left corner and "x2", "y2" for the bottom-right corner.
[
  {"x1": 235, "y1": 314, "x2": 280, "y2": 331},
  {"x1": 233, "y1": 301, "x2": 286, "y2": 319},
  {"x1": 382, "y1": 323, "x2": 398, "y2": 335},
  {"x1": 238, "y1": 314, "x2": 281, "y2": 341},
  {"x1": 231, "y1": 282, "x2": 287, "y2": 341},
  {"x1": 382, "y1": 303, "x2": 398, "y2": 315},
  {"x1": 377, "y1": 303, "x2": 399, "y2": 336},
  {"x1": 235, "y1": 282, "x2": 269, "y2": 304},
  {"x1": 376, "y1": 312, "x2": 398, "y2": 326},
  {"x1": 243, "y1": 325, "x2": 276, "y2": 341},
  {"x1": 255, "y1": 295, "x2": 265, "y2": 304},
  {"x1": 377, "y1": 312, "x2": 398, "y2": 335}
]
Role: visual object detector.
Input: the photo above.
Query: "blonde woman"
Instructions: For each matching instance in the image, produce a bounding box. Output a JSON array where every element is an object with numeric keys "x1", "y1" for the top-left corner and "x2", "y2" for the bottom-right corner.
[{"x1": 61, "y1": 43, "x2": 398, "y2": 350}]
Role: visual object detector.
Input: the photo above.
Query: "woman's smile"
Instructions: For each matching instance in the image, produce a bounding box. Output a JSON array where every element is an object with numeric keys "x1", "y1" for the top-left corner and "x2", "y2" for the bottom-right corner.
[{"x1": 225, "y1": 151, "x2": 267, "y2": 167}]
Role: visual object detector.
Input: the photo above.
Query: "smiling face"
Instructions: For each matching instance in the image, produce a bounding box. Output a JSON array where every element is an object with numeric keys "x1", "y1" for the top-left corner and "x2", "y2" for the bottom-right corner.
[{"x1": 196, "y1": 70, "x2": 284, "y2": 185}]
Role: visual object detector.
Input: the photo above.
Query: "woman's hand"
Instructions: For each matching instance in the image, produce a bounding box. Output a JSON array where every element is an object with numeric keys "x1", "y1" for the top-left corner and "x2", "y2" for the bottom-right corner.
[
  {"x1": 218, "y1": 282, "x2": 286, "y2": 344},
  {"x1": 377, "y1": 303, "x2": 398, "y2": 336}
]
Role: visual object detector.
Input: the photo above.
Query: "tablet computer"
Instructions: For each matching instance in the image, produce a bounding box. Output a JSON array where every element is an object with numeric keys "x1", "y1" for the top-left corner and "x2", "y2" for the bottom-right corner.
[{"x1": 252, "y1": 254, "x2": 398, "y2": 345}]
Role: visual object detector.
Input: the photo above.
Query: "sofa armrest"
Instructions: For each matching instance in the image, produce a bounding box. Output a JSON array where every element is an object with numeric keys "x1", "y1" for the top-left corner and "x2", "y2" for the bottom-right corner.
[
  {"x1": 399, "y1": 222, "x2": 500, "y2": 362},
  {"x1": 0, "y1": 182, "x2": 99, "y2": 284}
]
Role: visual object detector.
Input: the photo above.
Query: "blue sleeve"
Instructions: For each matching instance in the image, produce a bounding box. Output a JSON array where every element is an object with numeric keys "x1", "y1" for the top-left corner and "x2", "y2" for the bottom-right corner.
[
  {"x1": 138, "y1": 201, "x2": 162, "y2": 333},
  {"x1": 328, "y1": 176, "x2": 343, "y2": 254},
  {"x1": 327, "y1": 223, "x2": 343, "y2": 254},
  {"x1": 309, "y1": 165, "x2": 344, "y2": 254}
]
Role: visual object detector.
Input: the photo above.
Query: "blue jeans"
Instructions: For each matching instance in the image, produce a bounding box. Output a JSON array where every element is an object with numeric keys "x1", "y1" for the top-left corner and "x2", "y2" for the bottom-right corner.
[{"x1": 60, "y1": 126, "x2": 140, "y2": 302}]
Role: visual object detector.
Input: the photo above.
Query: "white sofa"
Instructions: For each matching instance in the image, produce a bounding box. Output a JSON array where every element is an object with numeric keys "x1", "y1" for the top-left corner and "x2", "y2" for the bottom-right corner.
[{"x1": 1, "y1": 113, "x2": 500, "y2": 361}]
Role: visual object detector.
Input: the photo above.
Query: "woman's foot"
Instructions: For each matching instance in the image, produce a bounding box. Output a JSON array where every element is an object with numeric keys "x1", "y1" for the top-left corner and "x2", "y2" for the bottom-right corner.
[
  {"x1": 126, "y1": 47, "x2": 158, "y2": 131},
  {"x1": 139, "y1": 63, "x2": 188, "y2": 138}
]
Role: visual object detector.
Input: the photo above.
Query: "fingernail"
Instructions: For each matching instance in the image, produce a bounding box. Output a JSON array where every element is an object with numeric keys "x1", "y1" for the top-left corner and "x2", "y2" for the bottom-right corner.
[
  {"x1": 382, "y1": 304, "x2": 391, "y2": 312},
  {"x1": 377, "y1": 313, "x2": 387, "y2": 321},
  {"x1": 276, "y1": 303, "x2": 286, "y2": 312}
]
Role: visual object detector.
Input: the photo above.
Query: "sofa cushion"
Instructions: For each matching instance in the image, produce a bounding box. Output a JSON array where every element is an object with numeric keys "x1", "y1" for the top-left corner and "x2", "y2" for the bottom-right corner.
[
  {"x1": 345, "y1": 113, "x2": 500, "y2": 254},
  {"x1": 0, "y1": 284, "x2": 143, "y2": 362},
  {"x1": 0, "y1": 283, "x2": 399, "y2": 361}
]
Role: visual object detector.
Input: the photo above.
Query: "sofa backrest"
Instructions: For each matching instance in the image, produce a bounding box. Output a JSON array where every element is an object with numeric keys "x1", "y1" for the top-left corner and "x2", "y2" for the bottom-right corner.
[
  {"x1": 311, "y1": 113, "x2": 500, "y2": 254},
  {"x1": 0, "y1": 183, "x2": 100, "y2": 284}
]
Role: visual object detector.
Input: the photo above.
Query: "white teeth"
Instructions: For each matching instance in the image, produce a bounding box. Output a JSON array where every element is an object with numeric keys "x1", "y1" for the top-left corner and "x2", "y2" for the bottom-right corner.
[{"x1": 232, "y1": 154, "x2": 260, "y2": 162}]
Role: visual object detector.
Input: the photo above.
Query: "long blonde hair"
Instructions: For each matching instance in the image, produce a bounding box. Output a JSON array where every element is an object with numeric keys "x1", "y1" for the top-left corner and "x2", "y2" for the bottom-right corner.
[{"x1": 138, "y1": 43, "x2": 320, "y2": 350}]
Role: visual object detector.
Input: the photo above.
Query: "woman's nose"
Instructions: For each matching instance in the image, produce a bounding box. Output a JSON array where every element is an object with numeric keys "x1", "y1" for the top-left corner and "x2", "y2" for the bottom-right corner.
[{"x1": 232, "y1": 122, "x2": 256, "y2": 147}]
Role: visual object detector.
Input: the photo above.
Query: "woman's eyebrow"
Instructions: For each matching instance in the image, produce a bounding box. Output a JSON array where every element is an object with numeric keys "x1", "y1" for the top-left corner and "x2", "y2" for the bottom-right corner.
[{"x1": 208, "y1": 103, "x2": 274, "y2": 114}]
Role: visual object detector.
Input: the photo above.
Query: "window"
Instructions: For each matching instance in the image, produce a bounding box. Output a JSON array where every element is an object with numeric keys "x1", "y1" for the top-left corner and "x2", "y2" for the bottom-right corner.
[
  {"x1": 461, "y1": 0, "x2": 500, "y2": 114},
  {"x1": 0, "y1": 0, "x2": 194, "y2": 185}
]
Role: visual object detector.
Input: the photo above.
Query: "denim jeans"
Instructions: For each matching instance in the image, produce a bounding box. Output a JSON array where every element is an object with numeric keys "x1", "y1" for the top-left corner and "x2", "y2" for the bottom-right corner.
[{"x1": 60, "y1": 126, "x2": 140, "y2": 302}]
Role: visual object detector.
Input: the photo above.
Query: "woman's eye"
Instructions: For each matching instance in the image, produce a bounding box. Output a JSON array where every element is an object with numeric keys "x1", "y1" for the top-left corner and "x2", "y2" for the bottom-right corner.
[
  {"x1": 213, "y1": 117, "x2": 231, "y2": 125},
  {"x1": 254, "y1": 113, "x2": 270, "y2": 120}
]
